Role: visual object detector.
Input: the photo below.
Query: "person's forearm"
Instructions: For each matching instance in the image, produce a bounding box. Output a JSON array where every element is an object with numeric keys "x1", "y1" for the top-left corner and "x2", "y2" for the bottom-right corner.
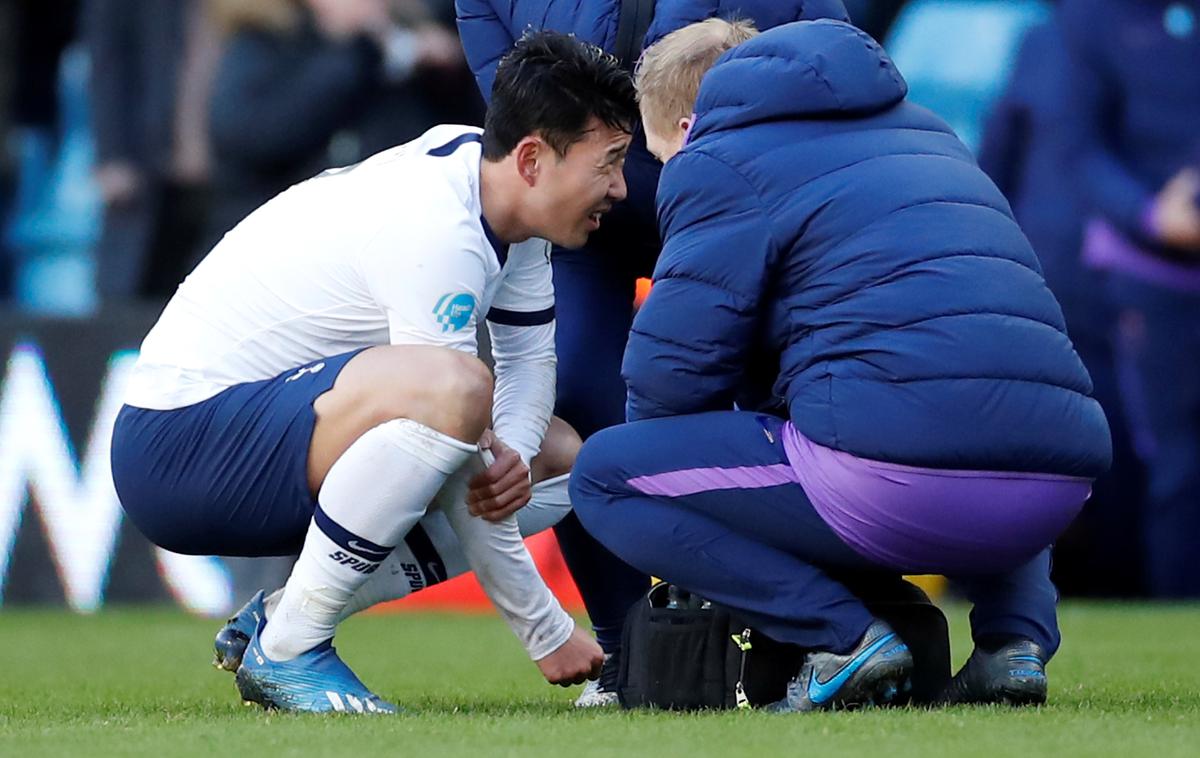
[
  {"x1": 491, "y1": 360, "x2": 554, "y2": 465},
  {"x1": 489, "y1": 321, "x2": 555, "y2": 465},
  {"x1": 440, "y1": 472, "x2": 575, "y2": 660}
]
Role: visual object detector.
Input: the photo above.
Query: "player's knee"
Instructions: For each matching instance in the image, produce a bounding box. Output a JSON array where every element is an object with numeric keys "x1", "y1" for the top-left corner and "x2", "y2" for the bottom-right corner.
[
  {"x1": 531, "y1": 417, "x2": 582, "y2": 482},
  {"x1": 447, "y1": 351, "x2": 494, "y2": 413},
  {"x1": 349, "y1": 348, "x2": 492, "y2": 441},
  {"x1": 425, "y1": 352, "x2": 493, "y2": 440},
  {"x1": 567, "y1": 458, "x2": 607, "y2": 536}
]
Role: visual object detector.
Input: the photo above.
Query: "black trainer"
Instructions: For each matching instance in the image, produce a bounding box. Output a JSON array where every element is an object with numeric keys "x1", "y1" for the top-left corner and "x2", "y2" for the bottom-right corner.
[{"x1": 941, "y1": 637, "x2": 1048, "y2": 706}]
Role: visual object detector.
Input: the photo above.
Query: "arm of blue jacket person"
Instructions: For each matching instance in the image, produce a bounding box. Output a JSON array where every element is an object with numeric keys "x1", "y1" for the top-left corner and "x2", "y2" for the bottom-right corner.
[
  {"x1": 1058, "y1": 0, "x2": 1157, "y2": 241},
  {"x1": 454, "y1": 0, "x2": 512, "y2": 105},
  {"x1": 623, "y1": 149, "x2": 778, "y2": 422}
]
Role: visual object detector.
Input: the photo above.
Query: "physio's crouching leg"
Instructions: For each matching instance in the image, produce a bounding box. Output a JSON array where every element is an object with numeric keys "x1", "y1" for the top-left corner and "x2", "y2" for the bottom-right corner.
[{"x1": 566, "y1": 426, "x2": 631, "y2": 547}]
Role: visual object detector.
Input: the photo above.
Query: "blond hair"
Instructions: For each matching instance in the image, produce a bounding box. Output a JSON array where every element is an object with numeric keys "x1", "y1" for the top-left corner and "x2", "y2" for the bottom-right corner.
[{"x1": 635, "y1": 18, "x2": 758, "y2": 134}]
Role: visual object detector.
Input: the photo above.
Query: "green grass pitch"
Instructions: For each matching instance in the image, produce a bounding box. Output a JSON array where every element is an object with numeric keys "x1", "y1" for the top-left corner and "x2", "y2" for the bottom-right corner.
[{"x1": 2, "y1": 602, "x2": 1199, "y2": 757}]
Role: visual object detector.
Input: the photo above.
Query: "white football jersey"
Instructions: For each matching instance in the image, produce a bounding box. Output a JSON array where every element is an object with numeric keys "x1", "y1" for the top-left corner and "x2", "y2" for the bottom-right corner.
[{"x1": 127, "y1": 125, "x2": 553, "y2": 411}]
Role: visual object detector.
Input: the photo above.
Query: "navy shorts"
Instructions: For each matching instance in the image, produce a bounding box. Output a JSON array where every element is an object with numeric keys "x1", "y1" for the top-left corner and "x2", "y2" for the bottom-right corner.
[{"x1": 111, "y1": 349, "x2": 365, "y2": 557}]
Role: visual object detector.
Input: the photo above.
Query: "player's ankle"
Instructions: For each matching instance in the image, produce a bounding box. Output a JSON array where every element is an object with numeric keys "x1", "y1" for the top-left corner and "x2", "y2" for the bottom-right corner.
[{"x1": 260, "y1": 584, "x2": 345, "y2": 661}]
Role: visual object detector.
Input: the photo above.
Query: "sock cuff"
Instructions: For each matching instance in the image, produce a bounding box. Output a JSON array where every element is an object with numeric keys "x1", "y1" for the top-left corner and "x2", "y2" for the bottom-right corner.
[
  {"x1": 377, "y1": 418, "x2": 478, "y2": 474},
  {"x1": 532, "y1": 472, "x2": 571, "y2": 492},
  {"x1": 314, "y1": 505, "x2": 393, "y2": 562},
  {"x1": 518, "y1": 472, "x2": 572, "y2": 537}
]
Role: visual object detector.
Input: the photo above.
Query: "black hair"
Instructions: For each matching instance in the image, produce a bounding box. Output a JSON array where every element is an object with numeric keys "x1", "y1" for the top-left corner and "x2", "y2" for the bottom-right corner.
[{"x1": 482, "y1": 31, "x2": 638, "y2": 160}]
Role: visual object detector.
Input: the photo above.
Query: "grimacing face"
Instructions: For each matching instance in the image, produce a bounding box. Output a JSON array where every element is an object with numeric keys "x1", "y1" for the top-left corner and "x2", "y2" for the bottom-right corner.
[{"x1": 532, "y1": 118, "x2": 632, "y2": 249}]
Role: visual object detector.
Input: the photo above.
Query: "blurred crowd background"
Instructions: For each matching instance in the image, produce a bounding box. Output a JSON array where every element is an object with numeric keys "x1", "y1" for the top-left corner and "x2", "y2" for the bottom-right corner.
[{"x1": 0, "y1": 0, "x2": 1197, "y2": 601}]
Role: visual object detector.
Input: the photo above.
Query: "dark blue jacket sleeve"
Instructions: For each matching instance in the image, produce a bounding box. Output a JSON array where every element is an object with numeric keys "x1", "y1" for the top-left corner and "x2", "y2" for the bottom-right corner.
[
  {"x1": 977, "y1": 30, "x2": 1037, "y2": 200},
  {"x1": 208, "y1": 29, "x2": 381, "y2": 168},
  {"x1": 977, "y1": 88, "x2": 1028, "y2": 200},
  {"x1": 455, "y1": 0, "x2": 514, "y2": 105},
  {"x1": 1059, "y1": 0, "x2": 1153, "y2": 236},
  {"x1": 623, "y1": 150, "x2": 778, "y2": 421}
]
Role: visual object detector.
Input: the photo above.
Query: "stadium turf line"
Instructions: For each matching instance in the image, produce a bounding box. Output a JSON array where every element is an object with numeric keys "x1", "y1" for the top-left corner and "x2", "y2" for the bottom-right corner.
[{"x1": 1, "y1": 603, "x2": 1198, "y2": 757}]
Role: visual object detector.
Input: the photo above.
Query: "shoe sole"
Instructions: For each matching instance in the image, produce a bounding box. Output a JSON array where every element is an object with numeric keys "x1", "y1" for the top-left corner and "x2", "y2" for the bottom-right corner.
[
  {"x1": 940, "y1": 671, "x2": 1048, "y2": 707},
  {"x1": 235, "y1": 666, "x2": 278, "y2": 711},
  {"x1": 989, "y1": 681, "x2": 1047, "y2": 707},
  {"x1": 234, "y1": 666, "x2": 399, "y2": 714}
]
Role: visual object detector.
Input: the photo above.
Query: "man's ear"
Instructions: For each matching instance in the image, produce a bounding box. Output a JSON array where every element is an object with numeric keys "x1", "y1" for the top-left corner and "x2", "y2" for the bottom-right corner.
[
  {"x1": 678, "y1": 114, "x2": 695, "y2": 148},
  {"x1": 514, "y1": 136, "x2": 543, "y2": 188}
]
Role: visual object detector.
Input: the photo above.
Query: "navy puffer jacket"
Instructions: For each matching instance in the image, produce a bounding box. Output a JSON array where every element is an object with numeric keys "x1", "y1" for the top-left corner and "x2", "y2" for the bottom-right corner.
[
  {"x1": 455, "y1": 1, "x2": 849, "y2": 267},
  {"x1": 625, "y1": 20, "x2": 1111, "y2": 477}
]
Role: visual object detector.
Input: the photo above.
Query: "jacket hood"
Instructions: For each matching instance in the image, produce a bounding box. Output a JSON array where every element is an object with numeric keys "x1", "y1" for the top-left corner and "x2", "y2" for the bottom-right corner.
[
  {"x1": 645, "y1": 0, "x2": 850, "y2": 46},
  {"x1": 690, "y1": 20, "x2": 907, "y2": 140}
]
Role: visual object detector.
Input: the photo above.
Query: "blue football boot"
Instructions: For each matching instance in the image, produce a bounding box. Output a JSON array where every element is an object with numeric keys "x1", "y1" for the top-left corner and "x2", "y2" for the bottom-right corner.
[
  {"x1": 235, "y1": 618, "x2": 399, "y2": 714},
  {"x1": 941, "y1": 637, "x2": 1048, "y2": 706},
  {"x1": 213, "y1": 590, "x2": 266, "y2": 672},
  {"x1": 768, "y1": 620, "x2": 913, "y2": 712}
]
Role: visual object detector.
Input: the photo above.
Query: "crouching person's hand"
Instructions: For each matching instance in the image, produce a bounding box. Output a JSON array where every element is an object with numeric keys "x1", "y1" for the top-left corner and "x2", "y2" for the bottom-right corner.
[
  {"x1": 468, "y1": 431, "x2": 535, "y2": 520},
  {"x1": 536, "y1": 625, "x2": 605, "y2": 686},
  {"x1": 469, "y1": 431, "x2": 533, "y2": 521}
]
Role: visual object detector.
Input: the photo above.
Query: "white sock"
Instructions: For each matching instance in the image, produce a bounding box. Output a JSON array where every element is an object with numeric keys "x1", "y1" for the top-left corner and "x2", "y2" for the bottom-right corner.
[
  {"x1": 336, "y1": 509, "x2": 463, "y2": 620},
  {"x1": 259, "y1": 419, "x2": 475, "y2": 661},
  {"x1": 263, "y1": 587, "x2": 283, "y2": 617},
  {"x1": 336, "y1": 470, "x2": 574, "y2": 619},
  {"x1": 518, "y1": 473, "x2": 572, "y2": 536}
]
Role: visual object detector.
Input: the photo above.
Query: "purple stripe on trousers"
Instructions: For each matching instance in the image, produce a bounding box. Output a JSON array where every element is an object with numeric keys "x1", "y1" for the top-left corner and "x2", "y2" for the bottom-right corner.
[
  {"x1": 627, "y1": 464, "x2": 800, "y2": 498},
  {"x1": 1083, "y1": 217, "x2": 1200, "y2": 293}
]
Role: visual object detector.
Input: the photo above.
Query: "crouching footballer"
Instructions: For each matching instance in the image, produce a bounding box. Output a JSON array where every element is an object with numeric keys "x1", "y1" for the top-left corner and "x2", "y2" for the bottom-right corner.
[{"x1": 111, "y1": 32, "x2": 636, "y2": 713}]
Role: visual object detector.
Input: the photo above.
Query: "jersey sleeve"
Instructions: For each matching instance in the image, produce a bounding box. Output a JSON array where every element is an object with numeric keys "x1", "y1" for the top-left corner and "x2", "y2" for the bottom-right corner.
[
  {"x1": 358, "y1": 205, "x2": 488, "y2": 356},
  {"x1": 486, "y1": 238, "x2": 555, "y2": 324},
  {"x1": 436, "y1": 456, "x2": 575, "y2": 662},
  {"x1": 485, "y1": 239, "x2": 556, "y2": 465}
]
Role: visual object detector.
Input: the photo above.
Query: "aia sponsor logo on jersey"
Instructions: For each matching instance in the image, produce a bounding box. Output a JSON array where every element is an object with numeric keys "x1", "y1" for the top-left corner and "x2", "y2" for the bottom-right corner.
[{"x1": 433, "y1": 292, "x2": 476, "y2": 332}]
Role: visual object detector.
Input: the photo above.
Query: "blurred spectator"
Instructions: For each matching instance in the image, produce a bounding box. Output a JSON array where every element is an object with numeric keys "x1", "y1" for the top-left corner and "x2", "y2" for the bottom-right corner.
[
  {"x1": 843, "y1": 0, "x2": 909, "y2": 39},
  {"x1": 885, "y1": 0, "x2": 1049, "y2": 151},
  {"x1": 86, "y1": 0, "x2": 221, "y2": 301},
  {"x1": 205, "y1": 0, "x2": 478, "y2": 243},
  {"x1": 0, "y1": 0, "x2": 22, "y2": 302},
  {"x1": 979, "y1": 18, "x2": 1145, "y2": 597},
  {"x1": 3, "y1": 0, "x2": 97, "y2": 314},
  {"x1": 1061, "y1": 0, "x2": 1200, "y2": 598},
  {"x1": 14, "y1": 2, "x2": 84, "y2": 175}
]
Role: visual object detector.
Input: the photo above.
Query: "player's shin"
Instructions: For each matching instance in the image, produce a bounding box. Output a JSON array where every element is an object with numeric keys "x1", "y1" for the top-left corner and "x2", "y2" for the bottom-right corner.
[{"x1": 259, "y1": 419, "x2": 475, "y2": 661}]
